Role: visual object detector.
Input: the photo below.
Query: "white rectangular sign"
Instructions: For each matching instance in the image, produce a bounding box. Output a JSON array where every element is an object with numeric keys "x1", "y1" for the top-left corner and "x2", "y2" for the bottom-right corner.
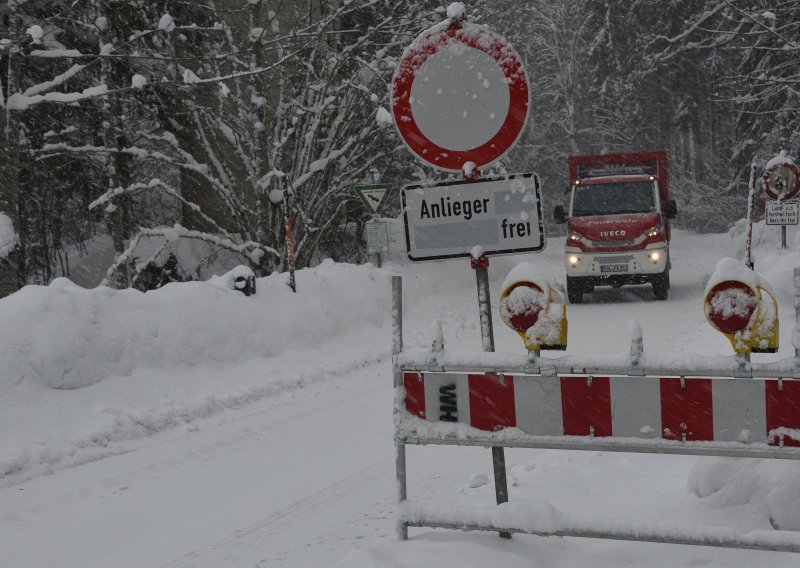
[
  {"x1": 366, "y1": 219, "x2": 389, "y2": 253},
  {"x1": 766, "y1": 200, "x2": 799, "y2": 225},
  {"x1": 401, "y1": 173, "x2": 544, "y2": 261}
]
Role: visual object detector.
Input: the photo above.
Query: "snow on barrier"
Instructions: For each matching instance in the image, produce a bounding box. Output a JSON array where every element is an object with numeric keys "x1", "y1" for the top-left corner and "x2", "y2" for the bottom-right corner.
[{"x1": 391, "y1": 271, "x2": 800, "y2": 553}]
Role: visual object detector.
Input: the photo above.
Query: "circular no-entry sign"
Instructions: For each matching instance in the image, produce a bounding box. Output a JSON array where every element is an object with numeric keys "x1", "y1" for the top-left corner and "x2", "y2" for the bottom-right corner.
[
  {"x1": 763, "y1": 162, "x2": 800, "y2": 201},
  {"x1": 391, "y1": 18, "x2": 529, "y2": 172}
]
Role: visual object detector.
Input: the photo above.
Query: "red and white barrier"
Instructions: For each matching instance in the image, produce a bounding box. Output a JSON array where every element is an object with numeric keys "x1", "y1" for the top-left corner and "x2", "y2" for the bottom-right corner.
[
  {"x1": 390, "y1": 273, "x2": 800, "y2": 551},
  {"x1": 403, "y1": 372, "x2": 800, "y2": 447}
]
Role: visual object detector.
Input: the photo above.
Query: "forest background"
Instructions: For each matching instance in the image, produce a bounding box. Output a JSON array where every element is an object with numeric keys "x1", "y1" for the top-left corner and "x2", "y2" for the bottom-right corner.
[{"x1": 1, "y1": 0, "x2": 798, "y2": 296}]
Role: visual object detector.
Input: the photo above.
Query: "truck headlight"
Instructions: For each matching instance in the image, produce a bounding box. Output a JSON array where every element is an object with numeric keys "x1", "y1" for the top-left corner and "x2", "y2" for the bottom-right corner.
[
  {"x1": 568, "y1": 230, "x2": 584, "y2": 242},
  {"x1": 568, "y1": 255, "x2": 580, "y2": 266},
  {"x1": 649, "y1": 251, "x2": 660, "y2": 261},
  {"x1": 645, "y1": 225, "x2": 661, "y2": 238}
]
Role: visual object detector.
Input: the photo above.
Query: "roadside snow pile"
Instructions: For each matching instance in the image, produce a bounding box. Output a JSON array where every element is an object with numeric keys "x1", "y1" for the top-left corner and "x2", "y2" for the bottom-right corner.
[
  {"x1": 688, "y1": 458, "x2": 800, "y2": 531},
  {"x1": 0, "y1": 260, "x2": 388, "y2": 390}
]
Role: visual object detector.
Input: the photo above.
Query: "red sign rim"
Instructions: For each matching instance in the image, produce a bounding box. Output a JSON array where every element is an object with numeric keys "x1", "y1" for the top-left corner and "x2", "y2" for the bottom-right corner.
[
  {"x1": 763, "y1": 162, "x2": 800, "y2": 201},
  {"x1": 391, "y1": 22, "x2": 529, "y2": 172}
]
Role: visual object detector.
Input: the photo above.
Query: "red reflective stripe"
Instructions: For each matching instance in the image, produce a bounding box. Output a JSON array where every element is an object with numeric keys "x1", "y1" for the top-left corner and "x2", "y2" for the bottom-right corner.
[
  {"x1": 765, "y1": 380, "x2": 800, "y2": 447},
  {"x1": 659, "y1": 378, "x2": 713, "y2": 441},
  {"x1": 403, "y1": 372, "x2": 426, "y2": 419},
  {"x1": 560, "y1": 377, "x2": 612, "y2": 437},
  {"x1": 468, "y1": 374, "x2": 516, "y2": 431}
]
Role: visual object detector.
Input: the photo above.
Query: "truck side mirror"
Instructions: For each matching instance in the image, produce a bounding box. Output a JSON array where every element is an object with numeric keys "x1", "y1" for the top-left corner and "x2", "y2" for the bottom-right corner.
[
  {"x1": 554, "y1": 205, "x2": 566, "y2": 224},
  {"x1": 665, "y1": 199, "x2": 677, "y2": 219}
]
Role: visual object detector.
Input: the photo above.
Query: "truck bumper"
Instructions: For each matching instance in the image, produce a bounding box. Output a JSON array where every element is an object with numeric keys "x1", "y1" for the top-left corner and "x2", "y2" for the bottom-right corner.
[{"x1": 565, "y1": 244, "x2": 668, "y2": 279}]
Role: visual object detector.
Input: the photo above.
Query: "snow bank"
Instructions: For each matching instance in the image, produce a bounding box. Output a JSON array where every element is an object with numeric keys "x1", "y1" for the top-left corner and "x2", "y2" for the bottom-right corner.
[
  {"x1": 0, "y1": 260, "x2": 388, "y2": 390},
  {"x1": 688, "y1": 458, "x2": 800, "y2": 531}
]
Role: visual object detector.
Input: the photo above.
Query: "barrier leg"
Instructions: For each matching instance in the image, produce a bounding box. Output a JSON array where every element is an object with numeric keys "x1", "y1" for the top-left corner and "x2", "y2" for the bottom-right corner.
[
  {"x1": 396, "y1": 438, "x2": 408, "y2": 540},
  {"x1": 392, "y1": 276, "x2": 408, "y2": 540},
  {"x1": 492, "y1": 446, "x2": 511, "y2": 538}
]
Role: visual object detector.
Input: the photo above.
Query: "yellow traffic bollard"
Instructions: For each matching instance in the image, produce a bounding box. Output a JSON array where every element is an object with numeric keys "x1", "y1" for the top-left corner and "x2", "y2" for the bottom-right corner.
[
  {"x1": 705, "y1": 279, "x2": 778, "y2": 354},
  {"x1": 499, "y1": 274, "x2": 568, "y2": 351}
]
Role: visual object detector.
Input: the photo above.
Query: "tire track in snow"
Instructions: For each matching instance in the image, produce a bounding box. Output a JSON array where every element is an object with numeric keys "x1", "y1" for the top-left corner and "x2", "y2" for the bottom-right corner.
[
  {"x1": 159, "y1": 463, "x2": 385, "y2": 568},
  {"x1": 0, "y1": 348, "x2": 390, "y2": 490}
]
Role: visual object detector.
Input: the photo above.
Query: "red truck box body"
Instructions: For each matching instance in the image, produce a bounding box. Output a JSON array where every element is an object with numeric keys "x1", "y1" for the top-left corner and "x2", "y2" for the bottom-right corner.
[{"x1": 568, "y1": 151, "x2": 669, "y2": 208}]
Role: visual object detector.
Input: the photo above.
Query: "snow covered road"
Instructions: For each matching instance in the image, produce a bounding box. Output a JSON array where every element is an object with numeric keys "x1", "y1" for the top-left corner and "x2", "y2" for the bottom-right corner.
[
  {"x1": 3, "y1": 225, "x2": 800, "y2": 567},
  {"x1": 1, "y1": 341, "x2": 396, "y2": 568}
]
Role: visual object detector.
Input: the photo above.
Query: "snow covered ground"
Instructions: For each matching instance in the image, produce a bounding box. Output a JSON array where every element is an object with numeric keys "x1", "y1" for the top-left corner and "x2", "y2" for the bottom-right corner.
[{"x1": 3, "y1": 221, "x2": 800, "y2": 567}]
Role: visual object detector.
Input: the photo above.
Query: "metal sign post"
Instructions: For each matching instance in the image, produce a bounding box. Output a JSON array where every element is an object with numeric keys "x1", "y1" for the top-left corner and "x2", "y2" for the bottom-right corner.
[
  {"x1": 745, "y1": 161, "x2": 756, "y2": 269},
  {"x1": 469, "y1": 249, "x2": 511, "y2": 539},
  {"x1": 392, "y1": 276, "x2": 407, "y2": 540}
]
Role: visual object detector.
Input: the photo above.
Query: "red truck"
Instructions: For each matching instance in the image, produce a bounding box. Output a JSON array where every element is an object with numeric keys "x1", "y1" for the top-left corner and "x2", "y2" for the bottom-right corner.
[{"x1": 553, "y1": 151, "x2": 677, "y2": 303}]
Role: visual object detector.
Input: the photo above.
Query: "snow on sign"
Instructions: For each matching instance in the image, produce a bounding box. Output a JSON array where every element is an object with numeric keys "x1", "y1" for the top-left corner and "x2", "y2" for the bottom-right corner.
[
  {"x1": 763, "y1": 162, "x2": 800, "y2": 201},
  {"x1": 402, "y1": 173, "x2": 543, "y2": 261},
  {"x1": 390, "y1": 8, "x2": 529, "y2": 172},
  {"x1": 766, "y1": 200, "x2": 800, "y2": 225},
  {"x1": 353, "y1": 183, "x2": 392, "y2": 215}
]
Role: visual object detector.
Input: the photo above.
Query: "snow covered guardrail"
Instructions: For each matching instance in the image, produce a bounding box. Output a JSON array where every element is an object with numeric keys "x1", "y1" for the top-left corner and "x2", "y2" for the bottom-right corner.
[{"x1": 390, "y1": 273, "x2": 800, "y2": 553}]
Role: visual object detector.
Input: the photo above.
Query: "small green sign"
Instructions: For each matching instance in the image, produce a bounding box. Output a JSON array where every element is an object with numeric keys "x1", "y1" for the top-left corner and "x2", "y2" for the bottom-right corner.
[{"x1": 354, "y1": 183, "x2": 392, "y2": 215}]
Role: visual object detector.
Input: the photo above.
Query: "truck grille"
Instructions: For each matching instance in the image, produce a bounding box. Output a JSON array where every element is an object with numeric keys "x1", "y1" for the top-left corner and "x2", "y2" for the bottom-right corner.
[
  {"x1": 598, "y1": 255, "x2": 634, "y2": 264},
  {"x1": 594, "y1": 238, "x2": 636, "y2": 247}
]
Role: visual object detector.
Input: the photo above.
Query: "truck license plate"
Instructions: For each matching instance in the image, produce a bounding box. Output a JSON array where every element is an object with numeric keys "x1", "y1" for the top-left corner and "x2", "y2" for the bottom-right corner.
[{"x1": 600, "y1": 264, "x2": 627, "y2": 273}]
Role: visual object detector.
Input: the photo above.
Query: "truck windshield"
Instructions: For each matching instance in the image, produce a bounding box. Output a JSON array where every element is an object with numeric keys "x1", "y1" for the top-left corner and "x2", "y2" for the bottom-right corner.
[{"x1": 571, "y1": 181, "x2": 656, "y2": 217}]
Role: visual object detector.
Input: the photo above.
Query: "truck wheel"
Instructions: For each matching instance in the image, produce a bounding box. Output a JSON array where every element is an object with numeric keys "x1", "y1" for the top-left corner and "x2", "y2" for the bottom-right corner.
[
  {"x1": 567, "y1": 276, "x2": 583, "y2": 304},
  {"x1": 652, "y1": 270, "x2": 669, "y2": 300}
]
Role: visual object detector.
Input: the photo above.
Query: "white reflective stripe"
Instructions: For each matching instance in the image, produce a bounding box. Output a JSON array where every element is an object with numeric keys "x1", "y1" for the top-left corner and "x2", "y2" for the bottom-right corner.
[
  {"x1": 610, "y1": 377, "x2": 661, "y2": 438},
  {"x1": 514, "y1": 375, "x2": 563, "y2": 435},
  {"x1": 423, "y1": 373, "x2": 471, "y2": 425},
  {"x1": 712, "y1": 378, "x2": 766, "y2": 443}
]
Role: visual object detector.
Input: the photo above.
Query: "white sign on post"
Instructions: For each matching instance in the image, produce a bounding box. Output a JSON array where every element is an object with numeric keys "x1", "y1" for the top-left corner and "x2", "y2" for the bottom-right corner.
[
  {"x1": 402, "y1": 173, "x2": 544, "y2": 261},
  {"x1": 766, "y1": 200, "x2": 800, "y2": 225},
  {"x1": 366, "y1": 219, "x2": 389, "y2": 253}
]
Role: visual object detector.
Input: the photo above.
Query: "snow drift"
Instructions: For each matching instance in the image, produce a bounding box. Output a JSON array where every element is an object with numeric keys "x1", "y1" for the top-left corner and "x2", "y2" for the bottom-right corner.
[{"x1": 0, "y1": 260, "x2": 388, "y2": 390}]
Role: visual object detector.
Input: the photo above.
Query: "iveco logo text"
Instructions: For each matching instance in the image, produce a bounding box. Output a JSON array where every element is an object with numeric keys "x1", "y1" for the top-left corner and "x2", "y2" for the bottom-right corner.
[{"x1": 600, "y1": 230, "x2": 626, "y2": 237}]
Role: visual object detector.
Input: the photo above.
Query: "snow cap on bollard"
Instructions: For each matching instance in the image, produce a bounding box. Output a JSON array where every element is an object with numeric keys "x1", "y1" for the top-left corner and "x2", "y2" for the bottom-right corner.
[
  {"x1": 628, "y1": 318, "x2": 643, "y2": 342},
  {"x1": 704, "y1": 258, "x2": 778, "y2": 354},
  {"x1": 499, "y1": 262, "x2": 568, "y2": 351},
  {"x1": 446, "y1": 2, "x2": 467, "y2": 22},
  {"x1": 431, "y1": 319, "x2": 444, "y2": 351}
]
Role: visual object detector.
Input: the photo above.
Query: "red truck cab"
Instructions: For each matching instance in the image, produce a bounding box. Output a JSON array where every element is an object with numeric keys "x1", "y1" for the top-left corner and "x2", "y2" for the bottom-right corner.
[{"x1": 554, "y1": 151, "x2": 677, "y2": 303}]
